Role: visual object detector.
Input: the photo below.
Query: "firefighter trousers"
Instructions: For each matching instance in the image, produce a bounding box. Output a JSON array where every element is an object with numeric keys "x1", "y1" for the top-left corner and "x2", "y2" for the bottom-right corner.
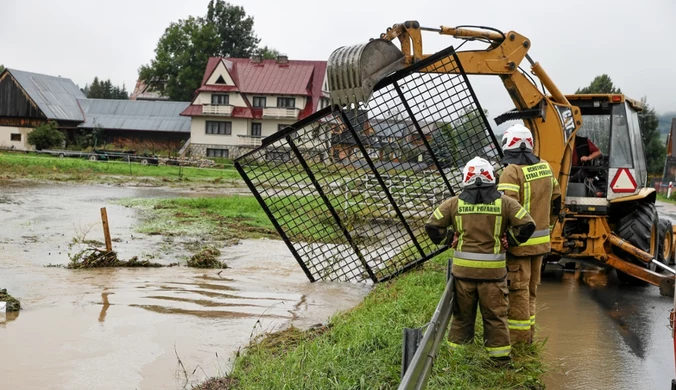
[
  {"x1": 448, "y1": 278, "x2": 511, "y2": 359},
  {"x1": 506, "y1": 255, "x2": 543, "y2": 344}
]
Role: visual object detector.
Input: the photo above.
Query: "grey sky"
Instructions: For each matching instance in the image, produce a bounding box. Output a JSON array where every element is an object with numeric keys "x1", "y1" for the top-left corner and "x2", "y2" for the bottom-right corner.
[{"x1": 2, "y1": 0, "x2": 675, "y2": 129}]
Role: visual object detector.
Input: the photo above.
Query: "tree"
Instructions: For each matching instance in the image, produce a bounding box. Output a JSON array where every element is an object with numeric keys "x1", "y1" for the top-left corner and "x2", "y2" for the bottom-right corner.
[
  {"x1": 207, "y1": 0, "x2": 260, "y2": 58},
  {"x1": 259, "y1": 45, "x2": 280, "y2": 60},
  {"x1": 640, "y1": 98, "x2": 666, "y2": 175},
  {"x1": 82, "y1": 77, "x2": 128, "y2": 99},
  {"x1": 139, "y1": 2, "x2": 275, "y2": 102},
  {"x1": 27, "y1": 121, "x2": 65, "y2": 150},
  {"x1": 139, "y1": 16, "x2": 221, "y2": 101},
  {"x1": 0, "y1": 64, "x2": 4, "y2": 73},
  {"x1": 575, "y1": 74, "x2": 621, "y2": 94}
]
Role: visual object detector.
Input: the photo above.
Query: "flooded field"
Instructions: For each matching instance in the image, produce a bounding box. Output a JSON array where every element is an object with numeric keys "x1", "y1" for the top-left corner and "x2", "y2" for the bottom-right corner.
[{"x1": 0, "y1": 182, "x2": 371, "y2": 389}]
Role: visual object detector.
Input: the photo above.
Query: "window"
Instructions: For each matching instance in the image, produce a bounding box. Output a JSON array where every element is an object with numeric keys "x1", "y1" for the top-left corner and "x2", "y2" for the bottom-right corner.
[
  {"x1": 214, "y1": 75, "x2": 226, "y2": 85},
  {"x1": 211, "y1": 94, "x2": 229, "y2": 105},
  {"x1": 251, "y1": 123, "x2": 262, "y2": 137},
  {"x1": 277, "y1": 97, "x2": 296, "y2": 108},
  {"x1": 206, "y1": 148, "x2": 229, "y2": 158},
  {"x1": 253, "y1": 97, "x2": 266, "y2": 108},
  {"x1": 320, "y1": 97, "x2": 330, "y2": 109},
  {"x1": 10, "y1": 133, "x2": 21, "y2": 141},
  {"x1": 205, "y1": 121, "x2": 232, "y2": 135}
]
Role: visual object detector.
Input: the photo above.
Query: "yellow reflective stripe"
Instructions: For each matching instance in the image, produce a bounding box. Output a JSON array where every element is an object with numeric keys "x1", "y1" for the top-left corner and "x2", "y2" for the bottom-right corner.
[
  {"x1": 515, "y1": 207, "x2": 527, "y2": 219},
  {"x1": 530, "y1": 315, "x2": 536, "y2": 325},
  {"x1": 447, "y1": 341, "x2": 462, "y2": 349},
  {"x1": 497, "y1": 183, "x2": 520, "y2": 192},
  {"x1": 433, "y1": 208, "x2": 444, "y2": 220},
  {"x1": 454, "y1": 258, "x2": 506, "y2": 269},
  {"x1": 493, "y1": 215, "x2": 502, "y2": 254},
  {"x1": 521, "y1": 235, "x2": 551, "y2": 246},
  {"x1": 552, "y1": 176, "x2": 559, "y2": 187},
  {"x1": 523, "y1": 182, "x2": 531, "y2": 212},
  {"x1": 486, "y1": 345, "x2": 511, "y2": 357},
  {"x1": 508, "y1": 319, "x2": 531, "y2": 330},
  {"x1": 455, "y1": 216, "x2": 463, "y2": 251}
]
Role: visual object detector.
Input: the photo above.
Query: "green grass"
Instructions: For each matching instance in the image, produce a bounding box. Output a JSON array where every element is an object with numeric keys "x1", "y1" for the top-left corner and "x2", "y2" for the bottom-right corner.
[
  {"x1": 202, "y1": 255, "x2": 544, "y2": 390},
  {"x1": 657, "y1": 194, "x2": 676, "y2": 205},
  {"x1": 0, "y1": 153, "x2": 241, "y2": 182}
]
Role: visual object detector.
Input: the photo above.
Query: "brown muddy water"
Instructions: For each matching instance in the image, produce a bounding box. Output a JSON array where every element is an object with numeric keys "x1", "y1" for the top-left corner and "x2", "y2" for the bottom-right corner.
[
  {"x1": 0, "y1": 182, "x2": 371, "y2": 389},
  {"x1": 537, "y1": 201, "x2": 676, "y2": 390}
]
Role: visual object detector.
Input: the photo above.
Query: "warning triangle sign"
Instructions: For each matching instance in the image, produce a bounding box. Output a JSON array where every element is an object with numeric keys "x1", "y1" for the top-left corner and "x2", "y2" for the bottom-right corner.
[{"x1": 610, "y1": 168, "x2": 637, "y2": 193}]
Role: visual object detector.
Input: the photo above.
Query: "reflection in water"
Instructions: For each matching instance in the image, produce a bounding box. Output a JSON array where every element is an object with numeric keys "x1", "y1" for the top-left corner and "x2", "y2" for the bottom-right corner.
[
  {"x1": 98, "y1": 291, "x2": 112, "y2": 323},
  {"x1": 538, "y1": 263, "x2": 673, "y2": 390}
]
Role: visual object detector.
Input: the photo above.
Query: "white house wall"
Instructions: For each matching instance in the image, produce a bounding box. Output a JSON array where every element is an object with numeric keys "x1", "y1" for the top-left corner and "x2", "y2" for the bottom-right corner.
[
  {"x1": 206, "y1": 61, "x2": 235, "y2": 85},
  {"x1": 0, "y1": 126, "x2": 34, "y2": 150},
  {"x1": 244, "y1": 94, "x2": 306, "y2": 109},
  {"x1": 194, "y1": 92, "x2": 247, "y2": 107}
]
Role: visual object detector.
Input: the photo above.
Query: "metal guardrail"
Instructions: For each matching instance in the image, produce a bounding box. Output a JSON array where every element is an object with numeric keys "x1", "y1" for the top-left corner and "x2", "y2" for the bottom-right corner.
[{"x1": 399, "y1": 259, "x2": 455, "y2": 390}]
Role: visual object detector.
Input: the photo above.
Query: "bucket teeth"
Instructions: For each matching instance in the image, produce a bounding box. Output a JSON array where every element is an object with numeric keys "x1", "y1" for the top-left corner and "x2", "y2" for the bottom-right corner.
[{"x1": 327, "y1": 39, "x2": 405, "y2": 108}]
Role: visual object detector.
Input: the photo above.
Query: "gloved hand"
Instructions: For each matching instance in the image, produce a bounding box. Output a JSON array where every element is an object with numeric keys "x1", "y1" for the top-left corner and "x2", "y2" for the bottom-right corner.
[{"x1": 445, "y1": 231, "x2": 459, "y2": 248}]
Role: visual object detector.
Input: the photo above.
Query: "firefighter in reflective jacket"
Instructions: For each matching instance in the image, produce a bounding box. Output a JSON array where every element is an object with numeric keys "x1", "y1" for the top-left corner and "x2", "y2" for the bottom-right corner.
[
  {"x1": 425, "y1": 156, "x2": 535, "y2": 362},
  {"x1": 497, "y1": 124, "x2": 562, "y2": 344}
]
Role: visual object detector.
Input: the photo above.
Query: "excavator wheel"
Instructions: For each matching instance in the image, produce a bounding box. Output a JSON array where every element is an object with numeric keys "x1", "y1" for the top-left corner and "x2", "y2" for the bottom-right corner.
[
  {"x1": 658, "y1": 219, "x2": 674, "y2": 266},
  {"x1": 614, "y1": 202, "x2": 658, "y2": 285}
]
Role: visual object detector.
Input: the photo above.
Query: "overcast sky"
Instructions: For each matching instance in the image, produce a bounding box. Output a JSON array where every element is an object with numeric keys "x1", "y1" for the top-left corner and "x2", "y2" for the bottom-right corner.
[{"x1": 2, "y1": 0, "x2": 675, "y2": 129}]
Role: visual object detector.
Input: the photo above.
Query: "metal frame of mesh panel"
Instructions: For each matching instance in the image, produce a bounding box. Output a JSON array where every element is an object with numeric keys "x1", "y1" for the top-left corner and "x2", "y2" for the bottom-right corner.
[{"x1": 235, "y1": 45, "x2": 502, "y2": 283}]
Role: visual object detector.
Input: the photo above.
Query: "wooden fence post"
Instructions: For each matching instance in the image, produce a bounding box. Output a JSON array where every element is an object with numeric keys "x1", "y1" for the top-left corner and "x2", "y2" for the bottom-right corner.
[{"x1": 100, "y1": 207, "x2": 113, "y2": 252}]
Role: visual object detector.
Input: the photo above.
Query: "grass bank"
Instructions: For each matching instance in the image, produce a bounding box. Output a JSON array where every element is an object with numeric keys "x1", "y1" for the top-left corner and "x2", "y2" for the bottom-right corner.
[
  {"x1": 0, "y1": 153, "x2": 242, "y2": 186},
  {"x1": 198, "y1": 255, "x2": 545, "y2": 390},
  {"x1": 658, "y1": 194, "x2": 676, "y2": 205}
]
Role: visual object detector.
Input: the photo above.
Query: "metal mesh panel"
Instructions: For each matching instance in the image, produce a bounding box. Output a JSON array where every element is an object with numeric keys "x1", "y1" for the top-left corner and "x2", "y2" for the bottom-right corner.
[{"x1": 235, "y1": 46, "x2": 501, "y2": 283}]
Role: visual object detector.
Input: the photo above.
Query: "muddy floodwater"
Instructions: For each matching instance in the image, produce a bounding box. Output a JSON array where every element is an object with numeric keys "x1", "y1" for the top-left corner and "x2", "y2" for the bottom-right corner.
[
  {"x1": 0, "y1": 182, "x2": 371, "y2": 389},
  {"x1": 538, "y1": 201, "x2": 676, "y2": 390}
]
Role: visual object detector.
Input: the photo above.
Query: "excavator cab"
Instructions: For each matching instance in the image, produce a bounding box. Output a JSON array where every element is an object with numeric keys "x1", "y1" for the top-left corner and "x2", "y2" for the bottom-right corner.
[{"x1": 564, "y1": 94, "x2": 648, "y2": 215}]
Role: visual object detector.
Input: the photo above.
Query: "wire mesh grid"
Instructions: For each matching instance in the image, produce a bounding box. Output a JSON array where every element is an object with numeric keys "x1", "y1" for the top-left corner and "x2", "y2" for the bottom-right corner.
[{"x1": 235, "y1": 45, "x2": 501, "y2": 283}]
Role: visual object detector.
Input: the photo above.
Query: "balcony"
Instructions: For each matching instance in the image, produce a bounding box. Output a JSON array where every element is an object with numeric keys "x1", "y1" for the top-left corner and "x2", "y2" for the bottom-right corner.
[
  {"x1": 262, "y1": 107, "x2": 300, "y2": 119},
  {"x1": 202, "y1": 104, "x2": 233, "y2": 116},
  {"x1": 238, "y1": 135, "x2": 264, "y2": 147}
]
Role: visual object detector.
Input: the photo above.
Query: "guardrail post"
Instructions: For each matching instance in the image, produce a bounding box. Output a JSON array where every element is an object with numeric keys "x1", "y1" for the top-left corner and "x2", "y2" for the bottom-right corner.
[{"x1": 401, "y1": 328, "x2": 423, "y2": 378}]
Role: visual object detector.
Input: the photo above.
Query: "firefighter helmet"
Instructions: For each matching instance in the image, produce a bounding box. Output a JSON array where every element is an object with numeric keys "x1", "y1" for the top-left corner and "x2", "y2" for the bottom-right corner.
[
  {"x1": 502, "y1": 124, "x2": 534, "y2": 151},
  {"x1": 462, "y1": 156, "x2": 496, "y2": 187}
]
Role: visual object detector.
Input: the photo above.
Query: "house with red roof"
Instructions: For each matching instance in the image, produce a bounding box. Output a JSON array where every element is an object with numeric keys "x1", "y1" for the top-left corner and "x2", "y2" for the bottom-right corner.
[{"x1": 180, "y1": 55, "x2": 329, "y2": 158}]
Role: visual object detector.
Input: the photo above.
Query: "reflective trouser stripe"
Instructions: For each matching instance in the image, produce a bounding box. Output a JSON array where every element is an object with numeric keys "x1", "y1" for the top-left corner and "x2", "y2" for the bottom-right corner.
[
  {"x1": 530, "y1": 315, "x2": 536, "y2": 326},
  {"x1": 448, "y1": 341, "x2": 462, "y2": 349},
  {"x1": 552, "y1": 177, "x2": 559, "y2": 187},
  {"x1": 508, "y1": 319, "x2": 531, "y2": 330},
  {"x1": 486, "y1": 345, "x2": 511, "y2": 357},
  {"x1": 497, "y1": 183, "x2": 520, "y2": 192},
  {"x1": 521, "y1": 229, "x2": 551, "y2": 246},
  {"x1": 493, "y1": 216, "x2": 503, "y2": 254}
]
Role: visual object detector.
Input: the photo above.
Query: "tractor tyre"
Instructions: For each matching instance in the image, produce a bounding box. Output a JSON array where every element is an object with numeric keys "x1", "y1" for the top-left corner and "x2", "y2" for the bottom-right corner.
[
  {"x1": 614, "y1": 202, "x2": 658, "y2": 285},
  {"x1": 658, "y1": 219, "x2": 674, "y2": 266}
]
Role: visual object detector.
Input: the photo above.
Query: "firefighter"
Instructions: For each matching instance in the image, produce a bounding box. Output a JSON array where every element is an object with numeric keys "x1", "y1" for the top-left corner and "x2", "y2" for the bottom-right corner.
[
  {"x1": 497, "y1": 124, "x2": 562, "y2": 344},
  {"x1": 425, "y1": 156, "x2": 535, "y2": 363}
]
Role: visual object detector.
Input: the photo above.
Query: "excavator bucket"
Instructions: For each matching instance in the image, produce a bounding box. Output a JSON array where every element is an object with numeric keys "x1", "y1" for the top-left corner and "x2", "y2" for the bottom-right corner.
[{"x1": 327, "y1": 39, "x2": 405, "y2": 107}]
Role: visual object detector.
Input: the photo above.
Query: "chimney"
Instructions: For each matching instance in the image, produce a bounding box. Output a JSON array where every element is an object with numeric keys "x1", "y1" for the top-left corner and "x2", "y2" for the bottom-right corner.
[
  {"x1": 251, "y1": 54, "x2": 262, "y2": 63},
  {"x1": 276, "y1": 54, "x2": 289, "y2": 65}
]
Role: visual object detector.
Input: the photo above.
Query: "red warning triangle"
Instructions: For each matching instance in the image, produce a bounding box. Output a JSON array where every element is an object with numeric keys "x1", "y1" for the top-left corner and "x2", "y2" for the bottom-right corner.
[{"x1": 610, "y1": 168, "x2": 637, "y2": 193}]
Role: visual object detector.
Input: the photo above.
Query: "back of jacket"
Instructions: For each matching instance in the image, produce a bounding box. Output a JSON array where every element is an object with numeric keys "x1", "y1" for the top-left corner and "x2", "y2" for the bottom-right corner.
[
  {"x1": 426, "y1": 195, "x2": 534, "y2": 281},
  {"x1": 497, "y1": 160, "x2": 562, "y2": 256}
]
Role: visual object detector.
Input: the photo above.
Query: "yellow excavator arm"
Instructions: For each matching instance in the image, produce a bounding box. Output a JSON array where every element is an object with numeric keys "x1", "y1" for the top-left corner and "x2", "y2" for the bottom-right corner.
[{"x1": 343, "y1": 21, "x2": 583, "y2": 201}]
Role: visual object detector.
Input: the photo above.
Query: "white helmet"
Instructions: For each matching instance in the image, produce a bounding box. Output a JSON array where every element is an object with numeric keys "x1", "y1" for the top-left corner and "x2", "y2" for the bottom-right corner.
[
  {"x1": 502, "y1": 124, "x2": 534, "y2": 151},
  {"x1": 462, "y1": 156, "x2": 496, "y2": 187}
]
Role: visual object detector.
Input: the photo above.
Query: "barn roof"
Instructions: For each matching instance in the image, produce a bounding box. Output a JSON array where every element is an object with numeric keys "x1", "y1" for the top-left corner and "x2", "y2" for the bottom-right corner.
[
  {"x1": 78, "y1": 99, "x2": 191, "y2": 132},
  {"x1": 8, "y1": 68, "x2": 86, "y2": 121}
]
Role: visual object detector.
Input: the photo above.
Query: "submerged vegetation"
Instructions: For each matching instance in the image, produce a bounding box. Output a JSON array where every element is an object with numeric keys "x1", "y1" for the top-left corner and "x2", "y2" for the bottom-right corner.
[{"x1": 0, "y1": 289, "x2": 21, "y2": 312}]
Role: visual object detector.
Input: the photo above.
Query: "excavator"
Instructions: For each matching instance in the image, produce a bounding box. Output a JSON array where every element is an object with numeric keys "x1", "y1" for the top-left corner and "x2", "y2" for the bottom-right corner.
[{"x1": 325, "y1": 21, "x2": 676, "y2": 296}]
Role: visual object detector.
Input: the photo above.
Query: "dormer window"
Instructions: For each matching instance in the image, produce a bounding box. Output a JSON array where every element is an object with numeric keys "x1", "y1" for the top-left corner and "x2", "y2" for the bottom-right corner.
[
  {"x1": 277, "y1": 97, "x2": 295, "y2": 108},
  {"x1": 211, "y1": 94, "x2": 229, "y2": 105}
]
